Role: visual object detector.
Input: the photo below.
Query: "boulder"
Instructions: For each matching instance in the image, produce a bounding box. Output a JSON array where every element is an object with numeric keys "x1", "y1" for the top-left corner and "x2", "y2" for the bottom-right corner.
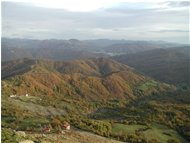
[
  {"x1": 19, "y1": 140, "x2": 34, "y2": 143},
  {"x1": 16, "y1": 131, "x2": 26, "y2": 137}
]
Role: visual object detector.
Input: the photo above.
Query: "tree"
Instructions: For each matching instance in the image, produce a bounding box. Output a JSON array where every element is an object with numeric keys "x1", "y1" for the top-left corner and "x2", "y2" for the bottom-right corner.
[{"x1": 51, "y1": 118, "x2": 61, "y2": 131}]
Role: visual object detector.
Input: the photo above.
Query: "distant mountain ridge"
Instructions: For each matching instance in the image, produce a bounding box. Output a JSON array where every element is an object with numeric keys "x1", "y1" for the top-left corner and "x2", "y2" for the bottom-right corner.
[
  {"x1": 2, "y1": 38, "x2": 107, "y2": 61},
  {"x1": 88, "y1": 40, "x2": 185, "y2": 55},
  {"x1": 2, "y1": 38, "x2": 185, "y2": 61},
  {"x1": 114, "y1": 47, "x2": 190, "y2": 85}
]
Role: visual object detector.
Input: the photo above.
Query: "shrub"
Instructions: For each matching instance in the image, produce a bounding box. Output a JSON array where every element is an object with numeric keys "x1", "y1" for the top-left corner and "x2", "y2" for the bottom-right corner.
[{"x1": 2, "y1": 128, "x2": 17, "y2": 143}]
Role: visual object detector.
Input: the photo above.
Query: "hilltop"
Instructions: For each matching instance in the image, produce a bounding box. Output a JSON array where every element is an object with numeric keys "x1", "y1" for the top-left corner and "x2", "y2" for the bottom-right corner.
[{"x1": 2, "y1": 58, "x2": 171, "y2": 100}]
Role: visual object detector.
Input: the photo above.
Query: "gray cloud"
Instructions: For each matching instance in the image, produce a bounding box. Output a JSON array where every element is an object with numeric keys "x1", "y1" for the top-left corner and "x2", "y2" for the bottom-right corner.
[
  {"x1": 2, "y1": 1, "x2": 189, "y2": 44},
  {"x1": 166, "y1": 1, "x2": 190, "y2": 7},
  {"x1": 151, "y1": 29, "x2": 190, "y2": 33}
]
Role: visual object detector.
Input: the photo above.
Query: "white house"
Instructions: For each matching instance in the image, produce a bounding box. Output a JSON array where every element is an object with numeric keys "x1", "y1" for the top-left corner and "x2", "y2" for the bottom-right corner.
[{"x1": 10, "y1": 95, "x2": 17, "y2": 98}]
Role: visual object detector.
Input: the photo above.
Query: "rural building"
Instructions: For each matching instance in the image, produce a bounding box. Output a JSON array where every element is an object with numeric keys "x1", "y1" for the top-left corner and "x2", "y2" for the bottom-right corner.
[
  {"x1": 10, "y1": 95, "x2": 17, "y2": 98},
  {"x1": 63, "y1": 122, "x2": 70, "y2": 130}
]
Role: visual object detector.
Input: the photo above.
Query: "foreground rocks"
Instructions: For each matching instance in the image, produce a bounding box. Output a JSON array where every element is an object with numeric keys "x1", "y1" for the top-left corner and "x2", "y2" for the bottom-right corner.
[{"x1": 19, "y1": 140, "x2": 34, "y2": 143}]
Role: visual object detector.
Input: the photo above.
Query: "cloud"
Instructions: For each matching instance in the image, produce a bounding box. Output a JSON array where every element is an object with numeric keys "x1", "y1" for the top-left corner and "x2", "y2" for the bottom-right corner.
[
  {"x1": 165, "y1": 1, "x2": 190, "y2": 7},
  {"x1": 151, "y1": 29, "x2": 190, "y2": 33},
  {"x1": 2, "y1": 1, "x2": 189, "y2": 44}
]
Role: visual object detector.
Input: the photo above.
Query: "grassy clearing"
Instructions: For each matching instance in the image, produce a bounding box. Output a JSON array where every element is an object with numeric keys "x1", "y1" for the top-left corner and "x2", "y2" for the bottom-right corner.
[
  {"x1": 143, "y1": 123, "x2": 188, "y2": 143},
  {"x1": 17, "y1": 95, "x2": 42, "y2": 103},
  {"x1": 2, "y1": 97, "x2": 66, "y2": 117},
  {"x1": 139, "y1": 80, "x2": 158, "y2": 92},
  {"x1": 111, "y1": 123, "x2": 188, "y2": 143},
  {"x1": 20, "y1": 117, "x2": 50, "y2": 130},
  {"x1": 112, "y1": 123, "x2": 145, "y2": 134}
]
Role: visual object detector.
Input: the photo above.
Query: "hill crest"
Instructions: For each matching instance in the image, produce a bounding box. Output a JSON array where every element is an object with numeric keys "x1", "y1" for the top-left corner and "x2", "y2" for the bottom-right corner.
[{"x1": 2, "y1": 58, "x2": 173, "y2": 100}]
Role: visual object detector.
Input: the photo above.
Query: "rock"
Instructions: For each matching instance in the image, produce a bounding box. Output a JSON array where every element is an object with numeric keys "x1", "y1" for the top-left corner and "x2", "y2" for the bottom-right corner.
[
  {"x1": 19, "y1": 140, "x2": 34, "y2": 143},
  {"x1": 16, "y1": 131, "x2": 26, "y2": 137}
]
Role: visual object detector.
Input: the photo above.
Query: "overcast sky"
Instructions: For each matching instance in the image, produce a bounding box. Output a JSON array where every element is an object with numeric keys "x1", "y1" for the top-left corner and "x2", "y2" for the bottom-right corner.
[{"x1": 2, "y1": 0, "x2": 190, "y2": 44}]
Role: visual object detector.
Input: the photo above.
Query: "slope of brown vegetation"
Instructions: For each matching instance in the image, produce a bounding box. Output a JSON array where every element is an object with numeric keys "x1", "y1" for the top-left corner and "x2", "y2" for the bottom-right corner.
[{"x1": 2, "y1": 58, "x2": 172, "y2": 100}]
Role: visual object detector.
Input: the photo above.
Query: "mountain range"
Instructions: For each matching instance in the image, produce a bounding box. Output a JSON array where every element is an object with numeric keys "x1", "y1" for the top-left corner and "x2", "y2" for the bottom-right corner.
[
  {"x1": 114, "y1": 46, "x2": 190, "y2": 86},
  {"x1": 2, "y1": 38, "x2": 185, "y2": 61},
  {"x1": 2, "y1": 38, "x2": 190, "y2": 143}
]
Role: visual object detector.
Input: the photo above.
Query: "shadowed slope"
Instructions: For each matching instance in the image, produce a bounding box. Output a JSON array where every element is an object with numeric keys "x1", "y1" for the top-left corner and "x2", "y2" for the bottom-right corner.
[{"x1": 114, "y1": 47, "x2": 190, "y2": 85}]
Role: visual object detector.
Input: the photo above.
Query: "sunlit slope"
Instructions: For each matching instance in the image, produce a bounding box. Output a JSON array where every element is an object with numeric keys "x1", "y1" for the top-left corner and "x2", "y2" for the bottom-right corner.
[{"x1": 2, "y1": 58, "x2": 172, "y2": 100}]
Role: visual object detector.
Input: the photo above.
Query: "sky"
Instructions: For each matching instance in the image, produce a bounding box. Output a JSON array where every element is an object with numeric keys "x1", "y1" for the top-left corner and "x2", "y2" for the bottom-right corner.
[{"x1": 1, "y1": 0, "x2": 190, "y2": 44}]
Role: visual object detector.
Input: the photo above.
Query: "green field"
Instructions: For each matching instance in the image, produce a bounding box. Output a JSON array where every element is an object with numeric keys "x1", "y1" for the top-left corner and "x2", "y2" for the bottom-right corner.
[
  {"x1": 139, "y1": 80, "x2": 158, "y2": 92},
  {"x1": 112, "y1": 123, "x2": 188, "y2": 143},
  {"x1": 112, "y1": 123, "x2": 146, "y2": 134}
]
